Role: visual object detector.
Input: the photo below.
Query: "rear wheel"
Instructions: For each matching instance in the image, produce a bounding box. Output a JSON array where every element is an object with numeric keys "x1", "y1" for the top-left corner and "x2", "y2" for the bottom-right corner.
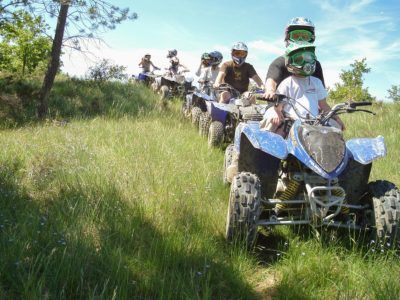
[
  {"x1": 191, "y1": 107, "x2": 202, "y2": 128},
  {"x1": 225, "y1": 172, "x2": 261, "y2": 249},
  {"x1": 368, "y1": 180, "x2": 400, "y2": 247},
  {"x1": 208, "y1": 121, "x2": 224, "y2": 148},
  {"x1": 199, "y1": 112, "x2": 211, "y2": 137}
]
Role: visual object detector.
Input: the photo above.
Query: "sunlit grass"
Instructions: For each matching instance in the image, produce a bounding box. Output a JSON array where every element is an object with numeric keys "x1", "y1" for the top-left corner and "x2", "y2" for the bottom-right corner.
[{"x1": 0, "y1": 84, "x2": 399, "y2": 298}]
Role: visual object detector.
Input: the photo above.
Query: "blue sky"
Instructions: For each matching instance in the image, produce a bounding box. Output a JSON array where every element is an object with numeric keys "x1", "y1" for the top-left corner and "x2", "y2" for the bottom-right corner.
[{"x1": 62, "y1": 0, "x2": 400, "y2": 101}]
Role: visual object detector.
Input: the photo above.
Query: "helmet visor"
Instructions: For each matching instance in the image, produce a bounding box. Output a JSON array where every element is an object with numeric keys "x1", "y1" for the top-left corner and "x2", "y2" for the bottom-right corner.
[
  {"x1": 232, "y1": 50, "x2": 247, "y2": 58},
  {"x1": 288, "y1": 29, "x2": 313, "y2": 42},
  {"x1": 290, "y1": 51, "x2": 316, "y2": 67}
]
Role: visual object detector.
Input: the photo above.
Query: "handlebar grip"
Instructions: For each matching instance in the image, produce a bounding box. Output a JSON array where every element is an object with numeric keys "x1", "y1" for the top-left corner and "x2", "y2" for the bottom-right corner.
[
  {"x1": 350, "y1": 101, "x2": 372, "y2": 107},
  {"x1": 256, "y1": 96, "x2": 275, "y2": 103}
]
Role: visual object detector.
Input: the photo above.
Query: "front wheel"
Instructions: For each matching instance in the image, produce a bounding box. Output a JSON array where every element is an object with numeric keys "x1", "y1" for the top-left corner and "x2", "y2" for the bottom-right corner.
[
  {"x1": 208, "y1": 121, "x2": 224, "y2": 148},
  {"x1": 368, "y1": 180, "x2": 400, "y2": 247},
  {"x1": 226, "y1": 172, "x2": 261, "y2": 249},
  {"x1": 199, "y1": 112, "x2": 211, "y2": 137},
  {"x1": 191, "y1": 107, "x2": 202, "y2": 128}
]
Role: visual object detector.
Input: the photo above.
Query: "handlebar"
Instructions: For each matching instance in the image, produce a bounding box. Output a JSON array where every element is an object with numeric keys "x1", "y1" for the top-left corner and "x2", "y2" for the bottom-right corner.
[
  {"x1": 256, "y1": 96, "x2": 275, "y2": 103},
  {"x1": 256, "y1": 94, "x2": 287, "y2": 103}
]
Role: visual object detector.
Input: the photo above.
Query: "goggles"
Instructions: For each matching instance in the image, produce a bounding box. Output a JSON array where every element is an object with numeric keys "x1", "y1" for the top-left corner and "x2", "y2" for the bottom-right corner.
[
  {"x1": 290, "y1": 51, "x2": 316, "y2": 66},
  {"x1": 232, "y1": 50, "x2": 247, "y2": 58},
  {"x1": 288, "y1": 29, "x2": 313, "y2": 42}
]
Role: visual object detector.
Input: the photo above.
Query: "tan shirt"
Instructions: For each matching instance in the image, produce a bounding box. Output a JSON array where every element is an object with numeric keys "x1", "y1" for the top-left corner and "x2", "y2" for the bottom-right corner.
[{"x1": 220, "y1": 61, "x2": 257, "y2": 93}]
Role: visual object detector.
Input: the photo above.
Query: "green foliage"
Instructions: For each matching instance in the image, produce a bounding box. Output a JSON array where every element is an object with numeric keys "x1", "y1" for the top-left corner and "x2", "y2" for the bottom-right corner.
[
  {"x1": 86, "y1": 59, "x2": 128, "y2": 81},
  {"x1": 328, "y1": 58, "x2": 376, "y2": 103},
  {"x1": 387, "y1": 85, "x2": 400, "y2": 102},
  {"x1": 37, "y1": 0, "x2": 138, "y2": 51},
  {"x1": 0, "y1": 74, "x2": 159, "y2": 128},
  {"x1": 0, "y1": 10, "x2": 51, "y2": 75}
]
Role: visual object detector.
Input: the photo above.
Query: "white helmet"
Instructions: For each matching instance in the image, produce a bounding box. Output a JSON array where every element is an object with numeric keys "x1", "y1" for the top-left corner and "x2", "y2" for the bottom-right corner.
[
  {"x1": 285, "y1": 17, "x2": 315, "y2": 45},
  {"x1": 231, "y1": 42, "x2": 248, "y2": 66}
]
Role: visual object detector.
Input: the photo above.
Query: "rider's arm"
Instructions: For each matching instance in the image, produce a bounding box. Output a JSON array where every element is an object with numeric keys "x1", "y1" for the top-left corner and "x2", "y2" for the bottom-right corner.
[
  {"x1": 264, "y1": 56, "x2": 285, "y2": 98},
  {"x1": 214, "y1": 63, "x2": 227, "y2": 87},
  {"x1": 265, "y1": 78, "x2": 277, "y2": 97},
  {"x1": 195, "y1": 63, "x2": 202, "y2": 77},
  {"x1": 252, "y1": 74, "x2": 264, "y2": 88},
  {"x1": 150, "y1": 61, "x2": 159, "y2": 70}
]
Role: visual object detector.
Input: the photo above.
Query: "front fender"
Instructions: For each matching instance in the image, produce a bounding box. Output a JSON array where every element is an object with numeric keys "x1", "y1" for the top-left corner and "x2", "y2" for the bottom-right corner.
[
  {"x1": 209, "y1": 102, "x2": 235, "y2": 123},
  {"x1": 235, "y1": 123, "x2": 288, "y2": 160},
  {"x1": 346, "y1": 135, "x2": 386, "y2": 164}
]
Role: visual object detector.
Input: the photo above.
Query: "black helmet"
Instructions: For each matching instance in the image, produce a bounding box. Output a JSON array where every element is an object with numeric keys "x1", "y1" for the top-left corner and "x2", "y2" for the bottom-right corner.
[
  {"x1": 201, "y1": 52, "x2": 211, "y2": 60},
  {"x1": 167, "y1": 49, "x2": 177, "y2": 58},
  {"x1": 209, "y1": 51, "x2": 223, "y2": 65}
]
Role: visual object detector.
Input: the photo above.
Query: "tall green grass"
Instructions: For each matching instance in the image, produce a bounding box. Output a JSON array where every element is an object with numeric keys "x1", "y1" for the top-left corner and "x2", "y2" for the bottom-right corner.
[
  {"x1": 0, "y1": 75, "x2": 159, "y2": 128},
  {"x1": 0, "y1": 82, "x2": 399, "y2": 299}
]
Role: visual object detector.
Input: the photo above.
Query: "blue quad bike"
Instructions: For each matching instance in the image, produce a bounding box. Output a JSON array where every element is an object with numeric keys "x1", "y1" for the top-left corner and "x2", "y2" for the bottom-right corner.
[
  {"x1": 181, "y1": 80, "x2": 216, "y2": 129},
  {"x1": 134, "y1": 71, "x2": 161, "y2": 87},
  {"x1": 224, "y1": 96, "x2": 400, "y2": 249}
]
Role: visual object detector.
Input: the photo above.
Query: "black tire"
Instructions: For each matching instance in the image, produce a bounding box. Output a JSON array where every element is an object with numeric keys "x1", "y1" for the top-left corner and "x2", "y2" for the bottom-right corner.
[
  {"x1": 223, "y1": 144, "x2": 235, "y2": 184},
  {"x1": 368, "y1": 180, "x2": 400, "y2": 246},
  {"x1": 208, "y1": 121, "x2": 224, "y2": 148},
  {"x1": 199, "y1": 112, "x2": 211, "y2": 137},
  {"x1": 225, "y1": 172, "x2": 261, "y2": 249},
  {"x1": 191, "y1": 107, "x2": 202, "y2": 128}
]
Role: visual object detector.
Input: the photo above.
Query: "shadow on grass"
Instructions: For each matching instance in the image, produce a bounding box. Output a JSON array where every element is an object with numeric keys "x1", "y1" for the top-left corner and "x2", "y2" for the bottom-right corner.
[{"x1": 0, "y1": 159, "x2": 258, "y2": 299}]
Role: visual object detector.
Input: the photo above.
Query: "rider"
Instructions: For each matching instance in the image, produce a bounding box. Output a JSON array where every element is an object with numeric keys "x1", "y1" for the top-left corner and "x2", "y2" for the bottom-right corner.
[
  {"x1": 196, "y1": 51, "x2": 223, "y2": 94},
  {"x1": 208, "y1": 51, "x2": 223, "y2": 84},
  {"x1": 196, "y1": 52, "x2": 213, "y2": 91},
  {"x1": 138, "y1": 54, "x2": 160, "y2": 73},
  {"x1": 264, "y1": 17, "x2": 325, "y2": 99},
  {"x1": 214, "y1": 42, "x2": 263, "y2": 103},
  {"x1": 261, "y1": 42, "x2": 345, "y2": 136},
  {"x1": 166, "y1": 49, "x2": 188, "y2": 76}
]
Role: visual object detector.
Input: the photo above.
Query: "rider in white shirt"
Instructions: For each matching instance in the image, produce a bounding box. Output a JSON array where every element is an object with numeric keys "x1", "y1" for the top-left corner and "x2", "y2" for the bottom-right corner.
[{"x1": 261, "y1": 42, "x2": 344, "y2": 136}]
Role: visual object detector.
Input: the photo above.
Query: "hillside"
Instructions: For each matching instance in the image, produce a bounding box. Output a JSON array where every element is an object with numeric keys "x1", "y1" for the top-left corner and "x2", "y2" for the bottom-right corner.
[{"x1": 0, "y1": 80, "x2": 399, "y2": 299}]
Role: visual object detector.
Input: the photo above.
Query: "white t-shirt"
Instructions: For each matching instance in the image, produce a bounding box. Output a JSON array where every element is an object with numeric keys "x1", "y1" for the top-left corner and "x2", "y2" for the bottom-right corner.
[
  {"x1": 276, "y1": 75, "x2": 327, "y2": 120},
  {"x1": 197, "y1": 66, "x2": 220, "y2": 86}
]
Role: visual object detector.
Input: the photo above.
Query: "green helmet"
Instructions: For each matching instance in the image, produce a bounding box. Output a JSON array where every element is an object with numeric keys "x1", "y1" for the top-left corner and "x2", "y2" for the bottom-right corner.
[{"x1": 285, "y1": 42, "x2": 316, "y2": 76}]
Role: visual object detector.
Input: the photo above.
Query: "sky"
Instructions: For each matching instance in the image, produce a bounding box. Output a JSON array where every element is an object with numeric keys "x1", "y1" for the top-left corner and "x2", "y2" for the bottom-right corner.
[{"x1": 61, "y1": 0, "x2": 400, "y2": 101}]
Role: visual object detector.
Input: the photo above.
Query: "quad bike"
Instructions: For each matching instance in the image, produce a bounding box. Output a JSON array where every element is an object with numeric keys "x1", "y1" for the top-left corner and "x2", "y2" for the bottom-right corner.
[
  {"x1": 224, "y1": 95, "x2": 400, "y2": 249},
  {"x1": 135, "y1": 70, "x2": 161, "y2": 87},
  {"x1": 154, "y1": 69, "x2": 193, "y2": 102},
  {"x1": 204, "y1": 84, "x2": 268, "y2": 148},
  {"x1": 181, "y1": 80, "x2": 216, "y2": 130}
]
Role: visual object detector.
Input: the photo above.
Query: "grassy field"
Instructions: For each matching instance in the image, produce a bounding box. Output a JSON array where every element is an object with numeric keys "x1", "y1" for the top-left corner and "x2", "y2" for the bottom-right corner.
[{"x1": 0, "y1": 80, "x2": 399, "y2": 299}]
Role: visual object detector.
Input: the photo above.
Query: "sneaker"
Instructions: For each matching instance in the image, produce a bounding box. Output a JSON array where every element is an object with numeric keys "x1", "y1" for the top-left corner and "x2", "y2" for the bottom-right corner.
[{"x1": 226, "y1": 163, "x2": 238, "y2": 183}]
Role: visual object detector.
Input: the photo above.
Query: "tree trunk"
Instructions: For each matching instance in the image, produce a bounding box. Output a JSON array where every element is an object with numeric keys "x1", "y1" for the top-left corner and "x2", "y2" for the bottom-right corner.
[{"x1": 38, "y1": 2, "x2": 69, "y2": 119}]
